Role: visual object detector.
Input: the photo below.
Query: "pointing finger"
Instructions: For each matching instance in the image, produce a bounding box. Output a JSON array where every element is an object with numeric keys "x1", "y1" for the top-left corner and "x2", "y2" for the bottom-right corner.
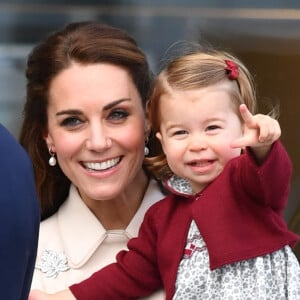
[{"x1": 239, "y1": 104, "x2": 256, "y2": 128}]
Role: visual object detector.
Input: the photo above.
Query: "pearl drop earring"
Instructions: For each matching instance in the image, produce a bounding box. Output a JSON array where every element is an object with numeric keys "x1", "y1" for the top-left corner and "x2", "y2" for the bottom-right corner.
[
  {"x1": 48, "y1": 147, "x2": 57, "y2": 166},
  {"x1": 144, "y1": 146, "x2": 150, "y2": 156},
  {"x1": 144, "y1": 136, "x2": 150, "y2": 156}
]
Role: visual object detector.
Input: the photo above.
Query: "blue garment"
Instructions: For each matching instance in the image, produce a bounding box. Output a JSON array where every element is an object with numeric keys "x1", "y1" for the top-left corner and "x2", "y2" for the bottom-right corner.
[{"x1": 0, "y1": 124, "x2": 40, "y2": 300}]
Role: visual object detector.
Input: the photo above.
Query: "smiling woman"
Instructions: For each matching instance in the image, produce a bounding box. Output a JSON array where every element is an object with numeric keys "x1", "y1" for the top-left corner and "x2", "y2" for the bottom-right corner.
[
  {"x1": 44, "y1": 63, "x2": 147, "y2": 213},
  {"x1": 19, "y1": 21, "x2": 165, "y2": 299}
]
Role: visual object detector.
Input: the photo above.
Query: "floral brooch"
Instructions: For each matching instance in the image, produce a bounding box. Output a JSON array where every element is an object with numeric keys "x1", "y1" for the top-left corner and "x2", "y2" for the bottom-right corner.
[{"x1": 36, "y1": 249, "x2": 70, "y2": 278}]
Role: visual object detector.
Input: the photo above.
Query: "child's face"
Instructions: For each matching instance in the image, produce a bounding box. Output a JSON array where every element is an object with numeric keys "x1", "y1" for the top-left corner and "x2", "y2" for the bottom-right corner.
[{"x1": 156, "y1": 82, "x2": 243, "y2": 193}]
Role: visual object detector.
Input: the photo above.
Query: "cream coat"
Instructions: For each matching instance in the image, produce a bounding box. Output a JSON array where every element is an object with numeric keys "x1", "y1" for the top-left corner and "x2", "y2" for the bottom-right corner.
[{"x1": 31, "y1": 180, "x2": 165, "y2": 299}]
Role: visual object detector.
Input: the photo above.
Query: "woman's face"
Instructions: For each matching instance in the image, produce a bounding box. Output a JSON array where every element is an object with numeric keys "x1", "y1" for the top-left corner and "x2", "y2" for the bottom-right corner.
[{"x1": 45, "y1": 62, "x2": 148, "y2": 203}]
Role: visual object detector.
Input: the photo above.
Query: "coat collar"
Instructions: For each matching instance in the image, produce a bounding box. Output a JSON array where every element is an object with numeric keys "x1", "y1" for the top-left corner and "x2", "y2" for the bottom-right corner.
[{"x1": 57, "y1": 180, "x2": 164, "y2": 268}]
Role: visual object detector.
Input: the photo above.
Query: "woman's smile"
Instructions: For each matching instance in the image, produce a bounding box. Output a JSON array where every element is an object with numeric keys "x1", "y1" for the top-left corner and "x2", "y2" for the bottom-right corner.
[{"x1": 81, "y1": 156, "x2": 122, "y2": 172}]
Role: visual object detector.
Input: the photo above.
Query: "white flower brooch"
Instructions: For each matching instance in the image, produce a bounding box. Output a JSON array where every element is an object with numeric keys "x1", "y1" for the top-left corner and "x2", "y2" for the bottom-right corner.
[{"x1": 36, "y1": 249, "x2": 70, "y2": 278}]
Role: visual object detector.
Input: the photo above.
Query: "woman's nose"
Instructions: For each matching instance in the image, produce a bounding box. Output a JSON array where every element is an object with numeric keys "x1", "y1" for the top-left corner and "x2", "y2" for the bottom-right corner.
[{"x1": 85, "y1": 124, "x2": 112, "y2": 151}]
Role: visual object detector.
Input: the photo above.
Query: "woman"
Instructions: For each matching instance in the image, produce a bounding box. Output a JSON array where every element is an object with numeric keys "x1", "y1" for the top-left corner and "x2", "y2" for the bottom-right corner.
[{"x1": 20, "y1": 21, "x2": 164, "y2": 299}]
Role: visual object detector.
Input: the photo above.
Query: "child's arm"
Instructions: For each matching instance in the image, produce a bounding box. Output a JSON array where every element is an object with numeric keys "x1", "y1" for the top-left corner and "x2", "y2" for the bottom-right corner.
[
  {"x1": 230, "y1": 104, "x2": 290, "y2": 211},
  {"x1": 231, "y1": 104, "x2": 281, "y2": 164},
  {"x1": 29, "y1": 206, "x2": 162, "y2": 300}
]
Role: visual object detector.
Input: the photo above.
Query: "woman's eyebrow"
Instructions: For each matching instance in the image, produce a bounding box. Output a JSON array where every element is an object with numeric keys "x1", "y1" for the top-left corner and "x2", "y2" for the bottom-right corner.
[
  {"x1": 56, "y1": 109, "x2": 82, "y2": 116},
  {"x1": 55, "y1": 98, "x2": 132, "y2": 116},
  {"x1": 103, "y1": 98, "x2": 131, "y2": 111}
]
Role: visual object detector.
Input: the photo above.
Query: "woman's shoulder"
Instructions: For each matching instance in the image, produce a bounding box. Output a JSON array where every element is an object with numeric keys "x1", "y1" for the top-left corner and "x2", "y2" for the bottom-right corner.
[
  {"x1": 40, "y1": 213, "x2": 58, "y2": 229},
  {"x1": 38, "y1": 213, "x2": 61, "y2": 245}
]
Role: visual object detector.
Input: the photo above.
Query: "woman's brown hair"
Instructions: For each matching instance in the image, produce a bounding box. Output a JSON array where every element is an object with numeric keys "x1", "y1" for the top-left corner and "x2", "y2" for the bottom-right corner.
[{"x1": 19, "y1": 21, "x2": 153, "y2": 220}]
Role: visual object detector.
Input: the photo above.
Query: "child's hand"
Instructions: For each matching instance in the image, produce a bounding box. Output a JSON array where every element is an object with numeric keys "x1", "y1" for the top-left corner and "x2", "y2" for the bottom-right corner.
[
  {"x1": 29, "y1": 290, "x2": 51, "y2": 300},
  {"x1": 231, "y1": 104, "x2": 281, "y2": 162},
  {"x1": 29, "y1": 289, "x2": 75, "y2": 300}
]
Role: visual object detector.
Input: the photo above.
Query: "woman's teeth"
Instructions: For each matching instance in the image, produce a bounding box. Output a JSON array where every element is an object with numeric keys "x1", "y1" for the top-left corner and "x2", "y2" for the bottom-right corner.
[{"x1": 83, "y1": 157, "x2": 121, "y2": 171}]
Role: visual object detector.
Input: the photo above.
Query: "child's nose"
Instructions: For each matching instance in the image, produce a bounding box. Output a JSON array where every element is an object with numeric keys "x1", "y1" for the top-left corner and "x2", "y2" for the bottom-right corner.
[{"x1": 189, "y1": 134, "x2": 208, "y2": 151}]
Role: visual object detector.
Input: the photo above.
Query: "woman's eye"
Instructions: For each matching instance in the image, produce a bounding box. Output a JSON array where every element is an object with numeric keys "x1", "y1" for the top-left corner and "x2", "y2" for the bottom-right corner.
[
  {"x1": 60, "y1": 117, "x2": 82, "y2": 128},
  {"x1": 108, "y1": 109, "x2": 129, "y2": 121}
]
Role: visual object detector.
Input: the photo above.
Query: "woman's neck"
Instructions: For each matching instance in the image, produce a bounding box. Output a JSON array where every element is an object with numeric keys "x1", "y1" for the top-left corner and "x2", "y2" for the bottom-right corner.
[{"x1": 87, "y1": 170, "x2": 149, "y2": 230}]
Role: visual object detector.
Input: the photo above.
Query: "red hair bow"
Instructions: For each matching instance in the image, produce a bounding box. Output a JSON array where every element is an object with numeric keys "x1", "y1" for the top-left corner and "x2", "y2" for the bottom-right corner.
[{"x1": 225, "y1": 60, "x2": 239, "y2": 80}]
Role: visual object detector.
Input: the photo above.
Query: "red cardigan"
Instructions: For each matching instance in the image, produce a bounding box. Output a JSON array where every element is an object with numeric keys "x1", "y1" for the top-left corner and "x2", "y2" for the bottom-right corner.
[{"x1": 70, "y1": 141, "x2": 299, "y2": 300}]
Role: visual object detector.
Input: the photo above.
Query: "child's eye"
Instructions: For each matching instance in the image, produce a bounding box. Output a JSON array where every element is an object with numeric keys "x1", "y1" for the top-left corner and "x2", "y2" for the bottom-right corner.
[
  {"x1": 60, "y1": 117, "x2": 83, "y2": 128},
  {"x1": 206, "y1": 125, "x2": 220, "y2": 131},
  {"x1": 108, "y1": 109, "x2": 129, "y2": 121},
  {"x1": 173, "y1": 129, "x2": 188, "y2": 136}
]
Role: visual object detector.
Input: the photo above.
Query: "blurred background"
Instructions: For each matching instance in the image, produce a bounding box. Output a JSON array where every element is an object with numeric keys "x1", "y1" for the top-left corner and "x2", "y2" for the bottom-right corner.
[{"x1": 0, "y1": 0, "x2": 299, "y2": 257}]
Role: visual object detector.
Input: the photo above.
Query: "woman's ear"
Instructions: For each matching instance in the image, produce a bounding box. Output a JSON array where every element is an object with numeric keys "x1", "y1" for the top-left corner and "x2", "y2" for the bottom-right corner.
[{"x1": 44, "y1": 134, "x2": 55, "y2": 151}]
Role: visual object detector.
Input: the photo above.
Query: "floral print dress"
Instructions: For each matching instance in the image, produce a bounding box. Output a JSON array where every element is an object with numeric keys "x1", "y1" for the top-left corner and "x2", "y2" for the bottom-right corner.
[{"x1": 173, "y1": 220, "x2": 300, "y2": 300}]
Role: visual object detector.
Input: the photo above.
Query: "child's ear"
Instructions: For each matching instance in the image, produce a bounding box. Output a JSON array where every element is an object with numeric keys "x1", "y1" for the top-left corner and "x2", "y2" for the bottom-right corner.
[
  {"x1": 155, "y1": 132, "x2": 162, "y2": 143},
  {"x1": 156, "y1": 131, "x2": 167, "y2": 155},
  {"x1": 156, "y1": 132, "x2": 167, "y2": 154}
]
